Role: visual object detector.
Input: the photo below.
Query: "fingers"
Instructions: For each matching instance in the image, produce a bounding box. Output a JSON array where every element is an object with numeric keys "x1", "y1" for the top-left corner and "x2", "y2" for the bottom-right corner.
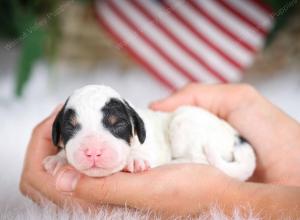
[
  {"x1": 150, "y1": 83, "x2": 259, "y2": 120},
  {"x1": 150, "y1": 83, "x2": 222, "y2": 112},
  {"x1": 22, "y1": 104, "x2": 64, "y2": 179},
  {"x1": 21, "y1": 168, "x2": 69, "y2": 206},
  {"x1": 20, "y1": 178, "x2": 46, "y2": 205},
  {"x1": 22, "y1": 169, "x2": 95, "y2": 211},
  {"x1": 150, "y1": 84, "x2": 196, "y2": 112},
  {"x1": 23, "y1": 163, "x2": 89, "y2": 209},
  {"x1": 55, "y1": 167, "x2": 82, "y2": 192}
]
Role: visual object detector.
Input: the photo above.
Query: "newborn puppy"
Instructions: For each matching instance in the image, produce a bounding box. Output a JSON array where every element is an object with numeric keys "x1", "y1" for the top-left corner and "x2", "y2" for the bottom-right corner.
[{"x1": 43, "y1": 85, "x2": 256, "y2": 180}]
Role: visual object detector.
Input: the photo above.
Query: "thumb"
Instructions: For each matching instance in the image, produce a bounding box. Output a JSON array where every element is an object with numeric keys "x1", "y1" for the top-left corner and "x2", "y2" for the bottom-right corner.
[
  {"x1": 54, "y1": 166, "x2": 111, "y2": 204},
  {"x1": 55, "y1": 166, "x2": 81, "y2": 193}
]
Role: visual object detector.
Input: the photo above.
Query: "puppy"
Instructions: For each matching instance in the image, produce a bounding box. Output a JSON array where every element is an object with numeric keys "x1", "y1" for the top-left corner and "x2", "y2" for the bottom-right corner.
[{"x1": 43, "y1": 85, "x2": 256, "y2": 181}]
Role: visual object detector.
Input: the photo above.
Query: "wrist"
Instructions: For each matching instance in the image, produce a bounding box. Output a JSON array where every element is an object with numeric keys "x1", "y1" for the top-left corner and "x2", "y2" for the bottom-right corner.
[
  {"x1": 213, "y1": 84, "x2": 261, "y2": 121},
  {"x1": 221, "y1": 86, "x2": 300, "y2": 185},
  {"x1": 223, "y1": 182, "x2": 300, "y2": 219}
]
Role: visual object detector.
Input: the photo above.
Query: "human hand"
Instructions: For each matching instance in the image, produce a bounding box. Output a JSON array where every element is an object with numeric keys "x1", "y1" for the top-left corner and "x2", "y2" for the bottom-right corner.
[
  {"x1": 20, "y1": 86, "x2": 300, "y2": 218},
  {"x1": 55, "y1": 164, "x2": 235, "y2": 217},
  {"x1": 19, "y1": 105, "x2": 237, "y2": 216},
  {"x1": 19, "y1": 111, "x2": 300, "y2": 219},
  {"x1": 150, "y1": 83, "x2": 300, "y2": 186}
]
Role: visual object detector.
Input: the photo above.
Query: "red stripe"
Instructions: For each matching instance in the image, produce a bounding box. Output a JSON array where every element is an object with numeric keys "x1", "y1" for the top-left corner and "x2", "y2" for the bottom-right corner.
[
  {"x1": 94, "y1": 4, "x2": 177, "y2": 91},
  {"x1": 108, "y1": 0, "x2": 200, "y2": 83},
  {"x1": 217, "y1": 0, "x2": 267, "y2": 35},
  {"x1": 186, "y1": 0, "x2": 257, "y2": 53},
  {"x1": 250, "y1": 0, "x2": 273, "y2": 15},
  {"x1": 130, "y1": 0, "x2": 230, "y2": 82},
  {"x1": 130, "y1": 0, "x2": 243, "y2": 74}
]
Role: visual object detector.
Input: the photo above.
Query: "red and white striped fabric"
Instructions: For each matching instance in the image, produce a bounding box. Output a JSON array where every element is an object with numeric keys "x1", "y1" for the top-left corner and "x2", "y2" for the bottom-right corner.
[{"x1": 95, "y1": 0, "x2": 274, "y2": 91}]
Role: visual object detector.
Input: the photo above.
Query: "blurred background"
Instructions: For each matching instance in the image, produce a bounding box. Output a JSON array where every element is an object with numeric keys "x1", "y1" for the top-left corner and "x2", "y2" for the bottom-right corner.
[{"x1": 0, "y1": 0, "x2": 299, "y2": 217}]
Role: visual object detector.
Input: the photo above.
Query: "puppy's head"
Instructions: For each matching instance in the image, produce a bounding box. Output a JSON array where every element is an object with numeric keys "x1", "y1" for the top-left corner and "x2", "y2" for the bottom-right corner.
[{"x1": 52, "y1": 85, "x2": 146, "y2": 177}]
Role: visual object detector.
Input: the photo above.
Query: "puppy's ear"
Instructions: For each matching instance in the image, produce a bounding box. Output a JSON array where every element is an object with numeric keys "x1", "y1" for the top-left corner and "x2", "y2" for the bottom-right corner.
[
  {"x1": 124, "y1": 101, "x2": 146, "y2": 144},
  {"x1": 52, "y1": 99, "x2": 68, "y2": 147}
]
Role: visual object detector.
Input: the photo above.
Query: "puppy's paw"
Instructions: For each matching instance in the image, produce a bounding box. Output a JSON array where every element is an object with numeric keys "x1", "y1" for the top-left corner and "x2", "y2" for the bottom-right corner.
[
  {"x1": 43, "y1": 154, "x2": 67, "y2": 176},
  {"x1": 123, "y1": 158, "x2": 150, "y2": 173}
]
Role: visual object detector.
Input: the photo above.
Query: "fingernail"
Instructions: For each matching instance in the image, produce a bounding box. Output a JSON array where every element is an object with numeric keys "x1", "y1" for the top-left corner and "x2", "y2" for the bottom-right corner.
[{"x1": 56, "y1": 169, "x2": 80, "y2": 192}]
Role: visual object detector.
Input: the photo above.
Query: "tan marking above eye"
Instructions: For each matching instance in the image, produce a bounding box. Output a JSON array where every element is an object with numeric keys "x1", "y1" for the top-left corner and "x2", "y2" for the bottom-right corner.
[
  {"x1": 108, "y1": 115, "x2": 118, "y2": 125},
  {"x1": 70, "y1": 115, "x2": 78, "y2": 127}
]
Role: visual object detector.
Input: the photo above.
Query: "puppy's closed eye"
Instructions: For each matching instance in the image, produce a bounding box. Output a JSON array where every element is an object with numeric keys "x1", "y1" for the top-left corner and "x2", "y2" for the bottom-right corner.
[
  {"x1": 64, "y1": 111, "x2": 79, "y2": 129},
  {"x1": 107, "y1": 115, "x2": 129, "y2": 130},
  {"x1": 107, "y1": 115, "x2": 118, "y2": 125},
  {"x1": 69, "y1": 115, "x2": 78, "y2": 127}
]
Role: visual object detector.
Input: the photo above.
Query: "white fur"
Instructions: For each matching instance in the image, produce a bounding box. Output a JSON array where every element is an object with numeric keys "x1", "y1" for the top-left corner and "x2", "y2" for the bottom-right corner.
[
  {"x1": 0, "y1": 196, "x2": 260, "y2": 220},
  {"x1": 136, "y1": 106, "x2": 256, "y2": 181},
  {"x1": 44, "y1": 85, "x2": 256, "y2": 181}
]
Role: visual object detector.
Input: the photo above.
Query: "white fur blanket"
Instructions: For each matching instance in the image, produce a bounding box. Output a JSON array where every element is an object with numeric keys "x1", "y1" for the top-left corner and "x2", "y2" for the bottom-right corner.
[{"x1": 1, "y1": 195, "x2": 259, "y2": 220}]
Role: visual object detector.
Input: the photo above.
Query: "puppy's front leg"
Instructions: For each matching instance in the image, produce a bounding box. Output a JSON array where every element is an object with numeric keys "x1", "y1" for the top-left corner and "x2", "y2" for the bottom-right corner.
[
  {"x1": 123, "y1": 149, "x2": 151, "y2": 173},
  {"x1": 43, "y1": 150, "x2": 68, "y2": 176}
]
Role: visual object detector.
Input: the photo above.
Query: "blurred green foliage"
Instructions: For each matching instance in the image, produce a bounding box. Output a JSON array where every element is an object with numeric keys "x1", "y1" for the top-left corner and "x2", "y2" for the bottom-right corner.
[
  {"x1": 265, "y1": 0, "x2": 298, "y2": 44},
  {"x1": 15, "y1": 28, "x2": 46, "y2": 96},
  {"x1": 0, "y1": 0, "x2": 60, "y2": 96}
]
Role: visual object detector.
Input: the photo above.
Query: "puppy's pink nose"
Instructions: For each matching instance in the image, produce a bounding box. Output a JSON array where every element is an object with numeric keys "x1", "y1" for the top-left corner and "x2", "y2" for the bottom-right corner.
[{"x1": 84, "y1": 148, "x2": 102, "y2": 161}]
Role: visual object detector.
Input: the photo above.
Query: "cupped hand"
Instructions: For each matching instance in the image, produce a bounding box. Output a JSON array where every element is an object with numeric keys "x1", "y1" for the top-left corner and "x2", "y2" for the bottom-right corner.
[
  {"x1": 150, "y1": 83, "x2": 300, "y2": 186},
  {"x1": 68, "y1": 164, "x2": 234, "y2": 216},
  {"x1": 20, "y1": 84, "x2": 300, "y2": 218},
  {"x1": 20, "y1": 105, "x2": 235, "y2": 216}
]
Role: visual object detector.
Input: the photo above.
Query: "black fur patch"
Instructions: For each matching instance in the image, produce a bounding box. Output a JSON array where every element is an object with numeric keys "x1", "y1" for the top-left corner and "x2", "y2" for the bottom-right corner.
[
  {"x1": 124, "y1": 100, "x2": 146, "y2": 144},
  {"x1": 102, "y1": 98, "x2": 133, "y2": 144},
  {"x1": 52, "y1": 101, "x2": 81, "y2": 147},
  {"x1": 102, "y1": 98, "x2": 146, "y2": 144}
]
